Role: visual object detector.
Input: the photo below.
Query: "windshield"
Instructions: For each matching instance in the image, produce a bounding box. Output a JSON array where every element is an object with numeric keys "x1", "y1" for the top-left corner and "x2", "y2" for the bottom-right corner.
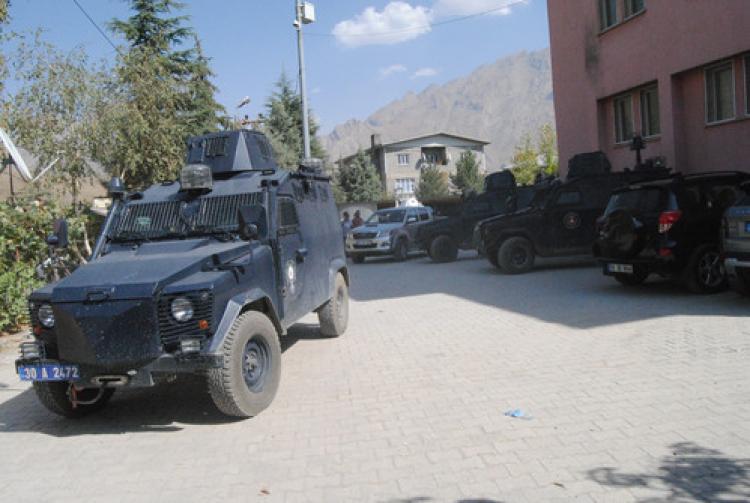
[
  {"x1": 604, "y1": 188, "x2": 665, "y2": 215},
  {"x1": 111, "y1": 192, "x2": 263, "y2": 242},
  {"x1": 366, "y1": 209, "x2": 406, "y2": 225}
]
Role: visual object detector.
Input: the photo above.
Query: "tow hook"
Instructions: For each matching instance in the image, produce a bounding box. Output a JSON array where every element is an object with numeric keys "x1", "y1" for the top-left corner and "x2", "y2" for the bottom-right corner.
[{"x1": 67, "y1": 384, "x2": 106, "y2": 409}]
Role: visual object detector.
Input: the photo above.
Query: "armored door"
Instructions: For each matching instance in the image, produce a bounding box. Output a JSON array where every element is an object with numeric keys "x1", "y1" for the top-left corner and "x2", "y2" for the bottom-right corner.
[{"x1": 276, "y1": 196, "x2": 309, "y2": 322}]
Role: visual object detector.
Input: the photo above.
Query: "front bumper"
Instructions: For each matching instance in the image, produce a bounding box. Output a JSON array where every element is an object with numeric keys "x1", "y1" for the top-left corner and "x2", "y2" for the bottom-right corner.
[
  {"x1": 16, "y1": 352, "x2": 223, "y2": 388},
  {"x1": 346, "y1": 237, "x2": 394, "y2": 256},
  {"x1": 724, "y1": 257, "x2": 750, "y2": 277}
]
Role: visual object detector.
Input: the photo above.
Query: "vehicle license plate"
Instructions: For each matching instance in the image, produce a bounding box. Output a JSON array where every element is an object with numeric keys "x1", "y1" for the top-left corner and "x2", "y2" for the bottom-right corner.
[
  {"x1": 18, "y1": 364, "x2": 80, "y2": 382},
  {"x1": 608, "y1": 263, "x2": 634, "y2": 274}
]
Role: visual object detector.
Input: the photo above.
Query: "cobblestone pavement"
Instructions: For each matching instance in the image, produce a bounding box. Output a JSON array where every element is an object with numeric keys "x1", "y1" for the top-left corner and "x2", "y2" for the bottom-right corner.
[{"x1": 1, "y1": 253, "x2": 749, "y2": 502}]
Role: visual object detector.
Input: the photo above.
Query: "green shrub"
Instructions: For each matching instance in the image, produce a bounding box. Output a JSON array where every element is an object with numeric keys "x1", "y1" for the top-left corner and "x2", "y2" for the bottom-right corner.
[{"x1": 0, "y1": 198, "x2": 95, "y2": 333}]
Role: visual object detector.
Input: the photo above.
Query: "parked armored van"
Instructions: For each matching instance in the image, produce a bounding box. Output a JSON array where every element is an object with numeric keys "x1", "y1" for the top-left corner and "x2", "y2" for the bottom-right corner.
[
  {"x1": 17, "y1": 130, "x2": 349, "y2": 418},
  {"x1": 415, "y1": 171, "x2": 520, "y2": 263}
]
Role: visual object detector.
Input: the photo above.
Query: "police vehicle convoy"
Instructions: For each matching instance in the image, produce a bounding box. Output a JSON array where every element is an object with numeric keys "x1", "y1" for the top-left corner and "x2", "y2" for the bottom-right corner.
[{"x1": 17, "y1": 130, "x2": 349, "y2": 418}]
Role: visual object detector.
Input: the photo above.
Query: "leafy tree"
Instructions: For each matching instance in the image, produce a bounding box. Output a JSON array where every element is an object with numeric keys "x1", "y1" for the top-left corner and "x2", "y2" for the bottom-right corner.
[
  {"x1": 185, "y1": 36, "x2": 225, "y2": 134},
  {"x1": 337, "y1": 150, "x2": 382, "y2": 203},
  {"x1": 263, "y1": 72, "x2": 326, "y2": 169},
  {"x1": 451, "y1": 150, "x2": 484, "y2": 194},
  {"x1": 510, "y1": 124, "x2": 559, "y2": 185},
  {"x1": 510, "y1": 133, "x2": 539, "y2": 185},
  {"x1": 0, "y1": 0, "x2": 9, "y2": 95},
  {"x1": 3, "y1": 35, "x2": 111, "y2": 207},
  {"x1": 416, "y1": 165, "x2": 449, "y2": 200}
]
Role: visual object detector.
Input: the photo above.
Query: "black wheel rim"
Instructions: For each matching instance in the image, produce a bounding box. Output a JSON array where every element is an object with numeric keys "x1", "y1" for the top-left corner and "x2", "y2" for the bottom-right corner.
[
  {"x1": 242, "y1": 337, "x2": 271, "y2": 392},
  {"x1": 511, "y1": 246, "x2": 528, "y2": 267},
  {"x1": 698, "y1": 251, "x2": 724, "y2": 288}
]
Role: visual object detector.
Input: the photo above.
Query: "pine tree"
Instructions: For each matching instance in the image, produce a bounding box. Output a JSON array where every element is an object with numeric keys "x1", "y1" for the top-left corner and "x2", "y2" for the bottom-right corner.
[
  {"x1": 451, "y1": 150, "x2": 484, "y2": 195},
  {"x1": 263, "y1": 72, "x2": 326, "y2": 169},
  {"x1": 416, "y1": 165, "x2": 449, "y2": 201},
  {"x1": 337, "y1": 150, "x2": 383, "y2": 203},
  {"x1": 110, "y1": 0, "x2": 224, "y2": 137}
]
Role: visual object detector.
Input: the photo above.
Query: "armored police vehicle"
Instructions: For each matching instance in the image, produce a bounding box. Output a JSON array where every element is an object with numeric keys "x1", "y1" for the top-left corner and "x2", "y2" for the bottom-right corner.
[{"x1": 17, "y1": 130, "x2": 350, "y2": 418}]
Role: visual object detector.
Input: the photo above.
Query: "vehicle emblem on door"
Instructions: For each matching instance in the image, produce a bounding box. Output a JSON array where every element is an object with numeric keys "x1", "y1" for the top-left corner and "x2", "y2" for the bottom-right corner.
[
  {"x1": 285, "y1": 260, "x2": 297, "y2": 296},
  {"x1": 563, "y1": 212, "x2": 581, "y2": 230}
]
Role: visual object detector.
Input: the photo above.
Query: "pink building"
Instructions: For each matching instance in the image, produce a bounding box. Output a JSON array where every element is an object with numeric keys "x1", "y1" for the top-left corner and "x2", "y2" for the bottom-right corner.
[{"x1": 548, "y1": 0, "x2": 750, "y2": 176}]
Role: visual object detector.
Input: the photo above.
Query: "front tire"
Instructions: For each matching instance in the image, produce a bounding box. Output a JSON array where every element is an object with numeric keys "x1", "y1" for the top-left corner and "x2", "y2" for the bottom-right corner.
[
  {"x1": 393, "y1": 239, "x2": 408, "y2": 262},
  {"x1": 208, "y1": 311, "x2": 282, "y2": 418},
  {"x1": 429, "y1": 236, "x2": 459, "y2": 263},
  {"x1": 683, "y1": 245, "x2": 727, "y2": 294},
  {"x1": 497, "y1": 237, "x2": 535, "y2": 274},
  {"x1": 318, "y1": 272, "x2": 349, "y2": 337},
  {"x1": 33, "y1": 382, "x2": 115, "y2": 418}
]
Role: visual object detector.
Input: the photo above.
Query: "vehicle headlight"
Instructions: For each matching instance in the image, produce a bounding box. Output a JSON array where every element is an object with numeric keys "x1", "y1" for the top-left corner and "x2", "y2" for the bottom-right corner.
[
  {"x1": 171, "y1": 297, "x2": 194, "y2": 322},
  {"x1": 38, "y1": 303, "x2": 55, "y2": 328}
]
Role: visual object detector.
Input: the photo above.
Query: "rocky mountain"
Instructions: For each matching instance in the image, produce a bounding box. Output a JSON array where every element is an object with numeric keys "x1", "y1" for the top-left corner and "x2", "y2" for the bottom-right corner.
[{"x1": 323, "y1": 48, "x2": 555, "y2": 171}]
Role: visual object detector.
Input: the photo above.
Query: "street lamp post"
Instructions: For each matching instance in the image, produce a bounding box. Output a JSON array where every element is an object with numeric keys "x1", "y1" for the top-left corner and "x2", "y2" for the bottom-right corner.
[{"x1": 294, "y1": 0, "x2": 314, "y2": 162}]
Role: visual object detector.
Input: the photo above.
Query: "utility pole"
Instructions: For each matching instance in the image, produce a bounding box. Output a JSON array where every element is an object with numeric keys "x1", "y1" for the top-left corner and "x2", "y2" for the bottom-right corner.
[{"x1": 294, "y1": 0, "x2": 315, "y2": 161}]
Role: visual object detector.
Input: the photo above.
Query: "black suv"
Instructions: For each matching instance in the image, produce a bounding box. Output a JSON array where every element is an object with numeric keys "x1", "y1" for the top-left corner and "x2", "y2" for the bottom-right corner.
[
  {"x1": 17, "y1": 130, "x2": 349, "y2": 418},
  {"x1": 723, "y1": 182, "x2": 750, "y2": 294},
  {"x1": 594, "y1": 171, "x2": 749, "y2": 293},
  {"x1": 478, "y1": 169, "x2": 669, "y2": 274}
]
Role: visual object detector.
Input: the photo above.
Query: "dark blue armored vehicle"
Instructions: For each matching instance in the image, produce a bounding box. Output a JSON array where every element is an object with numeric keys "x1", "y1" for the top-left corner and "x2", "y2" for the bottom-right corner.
[{"x1": 16, "y1": 130, "x2": 350, "y2": 418}]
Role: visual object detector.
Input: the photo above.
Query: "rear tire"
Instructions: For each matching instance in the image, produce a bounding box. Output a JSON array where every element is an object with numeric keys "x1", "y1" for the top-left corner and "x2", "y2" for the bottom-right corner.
[
  {"x1": 318, "y1": 272, "x2": 349, "y2": 338},
  {"x1": 33, "y1": 382, "x2": 115, "y2": 418},
  {"x1": 497, "y1": 237, "x2": 535, "y2": 275},
  {"x1": 208, "y1": 311, "x2": 282, "y2": 418},
  {"x1": 683, "y1": 244, "x2": 727, "y2": 294},
  {"x1": 393, "y1": 239, "x2": 408, "y2": 262},
  {"x1": 429, "y1": 236, "x2": 459, "y2": 263}
]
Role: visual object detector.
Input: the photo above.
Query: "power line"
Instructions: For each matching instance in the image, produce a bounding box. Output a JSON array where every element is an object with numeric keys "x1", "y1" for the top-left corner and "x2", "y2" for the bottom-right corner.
[
  {"x1": 71, "y1": 0, "x2": 121, "y2": 53},
  {"x1": 307, "y1": 0, "x2": 528, "y2": 39}
]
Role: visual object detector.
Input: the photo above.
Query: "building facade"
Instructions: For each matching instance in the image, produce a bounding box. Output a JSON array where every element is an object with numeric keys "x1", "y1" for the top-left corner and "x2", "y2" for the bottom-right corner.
[
  {"x1": 548, "y1": 0, "x2": 750, "y2": 176},
  {"x1": 339, "y1": 133, "x2": 489, "y2": 201}
]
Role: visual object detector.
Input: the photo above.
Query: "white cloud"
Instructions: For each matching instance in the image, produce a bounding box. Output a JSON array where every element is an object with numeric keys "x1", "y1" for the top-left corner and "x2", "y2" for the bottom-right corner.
[
  {"x1": 433, "y1": 0, "x2": 527, "y2": 17},
  {"x1": 379, "y1": 64, "x2": 408, "y2": 78},
  {"x1": 411, "y1": 67, "x2": 438, "y2": 79},
  {"x1": 332, "y1": 2, "x2": 433, "y2": 48}
]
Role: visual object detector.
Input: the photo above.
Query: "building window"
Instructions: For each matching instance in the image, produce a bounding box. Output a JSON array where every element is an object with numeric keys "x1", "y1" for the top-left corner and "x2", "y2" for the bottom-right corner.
[
  {"x1": 599, "y1": 0, "x2": 618, "y2": 30},
  {"x1": 640, "y1": 85, "x2": 660, "y2": 137},
  {"x1": 614, "y1": 94, "x2": 634, "y2": 144},
  {"x1": 394, "y1": 178, "x2": 416, "y2": 194},
  {"x1": 397, "y1": 153, "x2": 410, "y2": 166},
  {"x1": 624, "y1": 0, "x2": 645, "y2": 18},
  {"x1": 705, "y1": 61, "x2": 735, "y2": 124}
]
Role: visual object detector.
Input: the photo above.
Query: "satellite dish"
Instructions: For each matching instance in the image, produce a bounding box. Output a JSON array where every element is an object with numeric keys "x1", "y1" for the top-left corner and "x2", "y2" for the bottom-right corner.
[
  {"x1": 0, "y1": 127, "x2": 60, "y2": 184},
  {"x1": 0, "y1": 127, "x2": 33, "y2": 181}
]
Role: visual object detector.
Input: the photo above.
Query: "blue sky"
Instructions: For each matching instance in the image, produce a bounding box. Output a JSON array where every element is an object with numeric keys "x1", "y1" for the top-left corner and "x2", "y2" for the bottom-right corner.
[{"x1": 5, "y1": 0, "x2": 550, "y2": 133}]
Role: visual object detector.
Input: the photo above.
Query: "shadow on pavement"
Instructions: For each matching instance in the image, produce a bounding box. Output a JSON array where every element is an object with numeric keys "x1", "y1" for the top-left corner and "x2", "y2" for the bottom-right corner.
[
  {"x1": 0, "y1": 323, "x2": 329, "y2": 437},
  {"x1": 386, "y1": 499, "x2": 502, "y2": 503},
  {"x1": 588, "y1": 442, "x2": 750, "y2": 502},
  {"x1": 347, "y1": 253, "x2": 748, "y2": 329}
]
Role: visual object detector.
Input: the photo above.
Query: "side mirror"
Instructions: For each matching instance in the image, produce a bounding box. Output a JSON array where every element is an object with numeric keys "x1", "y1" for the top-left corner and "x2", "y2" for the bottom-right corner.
[
  {"x1": 47, "y1": 219, "x2": 69, "y2": 249},
  {"x1": 406, "y1": 216, "x2": 418, "y2": 224},
  {"x1": 237, "y1": 204, "x2": 267, "y2": 241}
]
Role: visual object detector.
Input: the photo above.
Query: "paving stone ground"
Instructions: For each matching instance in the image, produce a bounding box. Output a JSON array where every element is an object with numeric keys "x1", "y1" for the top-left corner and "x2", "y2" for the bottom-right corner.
[{"x1": 1, "y1": 253, "x2": 749, "y2": 502}]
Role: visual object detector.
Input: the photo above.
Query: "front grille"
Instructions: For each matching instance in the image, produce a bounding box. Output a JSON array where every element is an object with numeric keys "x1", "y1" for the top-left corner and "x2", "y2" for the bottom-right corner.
[
  {"x1": 353, "y1": 232, "x2": 377, "y2": 240},
  {"x1": 158, "y1": 292, "x2": 213, "y2": 351}
]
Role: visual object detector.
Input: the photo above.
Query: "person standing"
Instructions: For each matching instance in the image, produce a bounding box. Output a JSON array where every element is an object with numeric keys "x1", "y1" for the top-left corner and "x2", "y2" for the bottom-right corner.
[
  {"x1": 352, "y1": 210, "x2": 364, "y2": 229},
  {"x1": 341, "y1": 211, "x2": 352, "y2": 241}
]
